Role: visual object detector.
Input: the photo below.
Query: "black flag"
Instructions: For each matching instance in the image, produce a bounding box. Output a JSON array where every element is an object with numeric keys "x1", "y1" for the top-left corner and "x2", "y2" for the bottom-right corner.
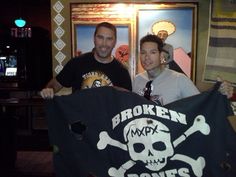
[{"x1": 45, "y1": 84, "x2": 236, "y2": 177}]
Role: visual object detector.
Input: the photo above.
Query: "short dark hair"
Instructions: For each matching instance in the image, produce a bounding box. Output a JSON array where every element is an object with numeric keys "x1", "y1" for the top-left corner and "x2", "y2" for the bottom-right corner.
[
  {"x1": 94, "y1": 22, "x2": 117, "y2": 39},
  {"x1": 140, "y1": 34, "x2": 163, "y2": 52}
]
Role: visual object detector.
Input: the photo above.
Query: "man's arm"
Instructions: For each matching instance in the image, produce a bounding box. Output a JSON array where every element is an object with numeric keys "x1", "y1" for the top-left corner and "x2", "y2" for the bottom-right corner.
[{"x1": 40, "y1": 78, "x2": 63, "y2": 99}]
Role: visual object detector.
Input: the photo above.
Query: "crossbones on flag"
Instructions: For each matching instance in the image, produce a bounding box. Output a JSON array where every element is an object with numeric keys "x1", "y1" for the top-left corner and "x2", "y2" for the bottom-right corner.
[{"x1": 45, "y1": 83, "x2": 236, "y2": 177}]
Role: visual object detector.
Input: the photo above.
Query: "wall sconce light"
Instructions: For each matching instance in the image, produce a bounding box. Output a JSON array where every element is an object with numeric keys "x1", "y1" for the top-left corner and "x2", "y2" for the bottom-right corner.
[{"x1": 14, "y1": 18, "x2": 26, "y2": 27}]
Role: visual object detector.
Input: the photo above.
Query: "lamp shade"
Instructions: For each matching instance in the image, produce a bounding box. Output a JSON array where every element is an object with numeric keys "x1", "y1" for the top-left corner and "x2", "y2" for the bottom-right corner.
[{"x1": 14, "y1": 18, "x2": 26, "y2": 27}]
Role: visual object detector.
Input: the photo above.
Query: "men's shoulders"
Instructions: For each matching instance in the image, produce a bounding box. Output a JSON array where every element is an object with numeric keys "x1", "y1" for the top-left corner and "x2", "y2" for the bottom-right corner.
[
  {"x1": 157, "y1": 68, "x2": 190, "y2": 85},
  {"x1": 66, "y1": 52, "x2": 94, "y2": 66},
  {"x1": 75, "y1": 52, "x2": 94, "y2": 60},
  {"x1": 112, "y1": 57, "x2": 126, "y2": 67},
  {"x1": 134, "y1": 71, "x2": 148, "y2": 80},
  {"x1": 133, "y1": 72, "x2": 148, "y2": 93},
  {"x1": 111, "y1": 58, "x2": 131, "y2": 74},
  {"x1": 169, "y1": 69, "x2": 199, "y2": 95},
  {"x1": 164, "y1": 68, "x2": 186, "y2": 77}
]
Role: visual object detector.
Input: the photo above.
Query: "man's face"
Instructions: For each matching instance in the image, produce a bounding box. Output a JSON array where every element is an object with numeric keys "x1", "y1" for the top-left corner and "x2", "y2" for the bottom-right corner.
[
  {"x1": 94, "y1": 26, "x2": 116, "y2": 62},
  {"x1": 140, "y1": 42, "x2": 161, "y2": 71},
  {"x1": 157, "y1": 30, "x2": 168, "y2": 42}
]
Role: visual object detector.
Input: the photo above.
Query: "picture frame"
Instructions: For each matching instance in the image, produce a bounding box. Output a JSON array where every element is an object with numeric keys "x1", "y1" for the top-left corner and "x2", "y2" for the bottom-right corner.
[
  {"x1": 71, "y1": 2, "x2": 198, "y2": 81},
  {"x1": 137, "y1": 5, "x2": 197, "y2": 81}
]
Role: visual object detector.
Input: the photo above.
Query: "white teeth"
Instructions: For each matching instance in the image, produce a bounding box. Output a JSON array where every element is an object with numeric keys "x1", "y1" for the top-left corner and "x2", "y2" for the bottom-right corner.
[
  {"x1": 144, "y1": 61, "x2": 151, "y2": 65},
  {"x1": 101, "y1": 46, "x2": 107, "y2": 50},
  {"x1": 101, "y1": 48, "x2": 107, "y2": 52}
]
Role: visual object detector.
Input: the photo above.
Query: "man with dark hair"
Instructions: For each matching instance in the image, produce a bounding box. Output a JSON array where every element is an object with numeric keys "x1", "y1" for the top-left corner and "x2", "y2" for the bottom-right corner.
[
  {"x1": 133, "y1": 34, "x2": 233, "y2": 105},
  {"x1": 40, "y1": 22, "x2": 132, "y2": 98},
  {"x1": 94, "y1": 21, "x2": 117, "y2": 39}
]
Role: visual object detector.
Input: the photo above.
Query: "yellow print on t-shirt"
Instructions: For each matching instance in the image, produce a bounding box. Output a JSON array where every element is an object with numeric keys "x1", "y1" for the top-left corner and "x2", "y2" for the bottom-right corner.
[{"x1": 81, "y1": 71, "x2": 112, "y2": 89}]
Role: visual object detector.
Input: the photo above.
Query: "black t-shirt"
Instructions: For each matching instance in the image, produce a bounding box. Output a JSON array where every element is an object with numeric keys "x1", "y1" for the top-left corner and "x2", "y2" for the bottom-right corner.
[{"x1": 56, "y1": 52, "x2": 132, "y2": 92}]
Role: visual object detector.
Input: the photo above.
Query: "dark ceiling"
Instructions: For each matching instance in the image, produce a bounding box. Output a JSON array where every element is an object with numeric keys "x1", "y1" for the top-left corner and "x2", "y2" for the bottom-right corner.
[
  {"x1": 3, "y1": 0, "x2": 50, "y2": 6},
  {"x1": 0, "y1": 0, "x2": 51, "y2": 31}
]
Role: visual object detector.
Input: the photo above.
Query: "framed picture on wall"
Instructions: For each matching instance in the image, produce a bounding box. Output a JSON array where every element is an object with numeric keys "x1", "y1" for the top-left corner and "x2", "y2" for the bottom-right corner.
[
  {"x1": 137, "y1": 4, "x2": 198, "y2": 81},
  {"x1": 70, "y1": 2, "x2": 198, "y2": 81}
]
